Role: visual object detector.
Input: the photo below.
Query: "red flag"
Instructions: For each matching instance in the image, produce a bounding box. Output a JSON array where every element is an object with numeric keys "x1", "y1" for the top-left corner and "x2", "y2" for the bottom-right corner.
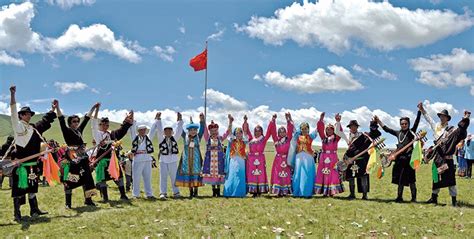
[{"x1": 189, "y1": 49, "x2": 207, "y2": 71}]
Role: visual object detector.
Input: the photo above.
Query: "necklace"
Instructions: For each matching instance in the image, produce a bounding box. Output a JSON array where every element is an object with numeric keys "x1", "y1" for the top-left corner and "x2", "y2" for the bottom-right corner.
[{"x1": 398, "y1": 131, "x2": 408, "y2": 143}]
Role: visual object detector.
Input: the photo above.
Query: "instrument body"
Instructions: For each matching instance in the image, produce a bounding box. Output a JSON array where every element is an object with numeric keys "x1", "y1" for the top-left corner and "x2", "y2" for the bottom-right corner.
[
  {"x1": 337, "y1": 137, "x2": 386, "y2": 172},
  {"x1": 0, "y1": 149, "x2": 52, "y2": 177},
  {"x1": 381, "y1": 130, "x2": 427, "y2": 168}
]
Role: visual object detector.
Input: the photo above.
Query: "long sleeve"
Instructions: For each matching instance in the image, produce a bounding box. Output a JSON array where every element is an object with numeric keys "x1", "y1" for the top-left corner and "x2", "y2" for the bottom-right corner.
[
  {"x1": 422, "y1": 110, "x2": 437, "y2": 132},
  {"x1": 174, "y1": 120, "x2": 184, "y2": 140},
  {"x1": 130, "y1": 121, "x2": 138, "y2": 140},
  {"x1": 91, "y1": 118, "x2": 102, "y2": 143},
  {"x1": 198, "y1": 120, "x2": 205, "y2": 140},
  {"x1": 10, "y1": 103, "x2": 22, "y2": 136},
  {"x1": 155, "y1": 120, "x2": 164, "y2": 143},
  {"x1": 148, "y1": 120, "x2": 159, "y2": 141},
  {"x1": 263, "y1": 120, "x2": 275, "y2": 144},
  {"x1": 368, "y1": 121, "x2": 382, "y2": 139},
  {"x1": 243, "y1": 121, "x2": 253, "y2": 141},
  {"x1": 411, "y1": 110, "x2": 422, "y2": 132},
  {"x1": 382, "y1": 125, "x2": 398, "y2": 137},
  {"x1": 287, "y1": 120, "x2": 294, "y2": 141},
  {"x1": 270, "y1": 121, "x2": 278, "y2": 143},
  {"x1": 78, "y1": 115, "x2": 91, "y2": 134},
  {"x1": 111, "y1": 121, "x2": 133, "y2": 141},
  {"x1": 58, "y1": 115, "x2": 72, "y2": 141},
  {"x1": 221, "y1": 123, "x2": 232, "y2": 140},
  {"x1": 34, "y1": 111, "x2": 57, "y2": 134},
  {"x1": 317, "y1": 119, "x2": 326, "y2": 140},
  {"x1": 334, "y1": 122, "x2": 349, "y2": 145},
  {"x1": 203, "y1": 123, "x2": 210, "y2": 141}
]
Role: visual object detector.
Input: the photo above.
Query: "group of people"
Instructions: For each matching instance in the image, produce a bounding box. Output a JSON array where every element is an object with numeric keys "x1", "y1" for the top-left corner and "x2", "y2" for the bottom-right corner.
[{"x1": 0, "y1": 86, "x2": 471, "y2": 223}]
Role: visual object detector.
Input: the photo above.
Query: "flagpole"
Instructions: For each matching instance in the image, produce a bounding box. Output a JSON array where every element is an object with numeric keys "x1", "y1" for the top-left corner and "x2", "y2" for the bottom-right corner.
[{"x1": 204, "y1": 41, "x2": 208, "y2": 122}]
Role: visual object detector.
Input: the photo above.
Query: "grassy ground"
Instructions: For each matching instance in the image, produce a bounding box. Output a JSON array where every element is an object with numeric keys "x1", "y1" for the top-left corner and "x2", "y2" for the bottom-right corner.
[{"x1": 0, "y1": 115, "x2": 473, "y2": 238}]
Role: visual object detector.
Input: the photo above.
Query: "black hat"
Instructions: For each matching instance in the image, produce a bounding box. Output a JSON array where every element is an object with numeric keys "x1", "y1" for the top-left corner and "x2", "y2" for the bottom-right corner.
[
  {"x1": 437, "y1": 109, "x2": 451, "y2": 121},
  {"x1": 18, "y1": 106, "x2": 35, "y2": 116},
  {"x1": 346, "y1": 120, "x2": 360, "y2": 128}
]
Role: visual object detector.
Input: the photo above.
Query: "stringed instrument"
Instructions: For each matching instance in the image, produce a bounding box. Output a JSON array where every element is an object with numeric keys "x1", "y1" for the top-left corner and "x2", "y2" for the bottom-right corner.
[
  {"x1": 0, "y1": 149, "x2": 53, "y2": 177},
  {"x1": 337, "y1": 137, "x2": 386, "y2": 172},
  {"x1": 89, "y1": 141, "x2": 121, "y2": 170},
  {"x1": 381, "y1": 130, "x2": 427, "y2": 168}
]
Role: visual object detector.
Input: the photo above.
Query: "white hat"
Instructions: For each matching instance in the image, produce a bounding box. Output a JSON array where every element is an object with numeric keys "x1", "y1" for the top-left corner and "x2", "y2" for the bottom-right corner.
[{"x1": 137, "y1": 125, "x2": 149, "y2": 131}]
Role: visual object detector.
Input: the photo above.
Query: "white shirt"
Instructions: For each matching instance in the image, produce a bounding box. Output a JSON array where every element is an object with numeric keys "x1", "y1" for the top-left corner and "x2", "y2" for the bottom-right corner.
[
  {"x1": 129, "y1": 120, "x2": 158, "y2": 162},
  {"x1": 155, "y1": 119, "x2": 183, "y2": 163},
  {"x1": 10, "y1": 103, "x2": 34, "y2": 148}
]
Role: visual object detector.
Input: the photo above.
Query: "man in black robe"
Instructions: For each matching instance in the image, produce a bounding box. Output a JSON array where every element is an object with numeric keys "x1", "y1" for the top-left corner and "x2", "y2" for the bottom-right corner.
[
  {"x1": 375, "y1": 110, "x2": 421, "y2": 202},
  {"x1": 342, "y1": 120, "x2": 381, "y2": 200},
  {"x1": 425, "y1": 111, "x2": 470, "y2": 206},
  {"x1": 56, "y1": 102, "x2": 100, "y2": 208},
  {"x1": 9, "y1": 86, "x2": 57, "y2": 222}
]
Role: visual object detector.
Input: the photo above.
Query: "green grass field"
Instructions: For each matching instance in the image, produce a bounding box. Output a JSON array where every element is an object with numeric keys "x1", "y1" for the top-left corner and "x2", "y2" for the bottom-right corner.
[{"x1": 0, "y1": 115, "x2": 473, "y2": 238}]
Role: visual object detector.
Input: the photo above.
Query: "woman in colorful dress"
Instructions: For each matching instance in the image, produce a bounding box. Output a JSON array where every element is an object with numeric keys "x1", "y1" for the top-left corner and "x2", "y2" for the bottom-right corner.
[
  {"x1": 314, "y1": 112, "x2": 345, "y2": 196},
  {"x1": 243, "y1": 114, "x2": 275, "y2": 197},
  {"x1": 288, "y1": 120, "x2": 317, "y2": 198},
  {"x1": 223, "y1": 127, "x2": 248, "y2": 198},
  {"x1": 175, "y1": 113, "x2": 205, "y2": 198},
  {"x1": 201, "y1": 114, "x2": 233, "y2": 197},
  {"x1": 269, "y1": 113, "x2": 294, "y2": 196}
]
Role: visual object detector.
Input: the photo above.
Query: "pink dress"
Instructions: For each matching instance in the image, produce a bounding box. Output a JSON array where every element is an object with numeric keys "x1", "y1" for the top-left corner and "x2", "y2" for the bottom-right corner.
[
  {"x1": 314, "y1": 120, "x2": 345, "y2": 196},
  {"x1": 243, "y1": 121, "x2": 274, "y2": 194},
  {"x1": 270, "y1": 120, "x2": 294, "y2": 196}
]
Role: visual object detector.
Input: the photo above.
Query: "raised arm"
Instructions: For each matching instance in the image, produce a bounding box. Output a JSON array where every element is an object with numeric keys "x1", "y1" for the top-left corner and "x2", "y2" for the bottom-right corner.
[
  {"x1": 198, "y1": 113, "x2": 205, "y2": 140},
  {"x1": 264, "y1": 115, "x2": 276, "y2": 144},
  {"x1": 374, "y1": 115, "x2": 398, "y2": 136},
  {"x1": 368, "y1": 119, "x2": 382, "y2": 139},
  {"x1": 9, "y1": 86, "x2": 22, "y2": 136},
  {"x1": 418, "y1": 102, "x2": 437, "y2": 132},
  {"x1": 79, "y1": 103, "x2": 98, "y2": 133},
  {"x1": 286, "y1": 113, "x2": 295, "y2": 141},
  {"x1": 34, "y1": 100, "x2": 57, "y2": 134},
  {"x1": 111, "y1": 111, "x2": 134, "y2": 141},
  {"x1": 411, "y1": 110, "x2": 422, "y2": 132},
  {"x1": 317, "y1": 112, "x2": 326, "y2": 140},
  {"x1": 221, "y1": 114, "x2": 233, "y2": 140},
  {"x1": 130, "y1": 120, "x2": 138, "y2": 140},
  {"x1": 242, "y1": 115, "x2": 253, "y2": 141}
]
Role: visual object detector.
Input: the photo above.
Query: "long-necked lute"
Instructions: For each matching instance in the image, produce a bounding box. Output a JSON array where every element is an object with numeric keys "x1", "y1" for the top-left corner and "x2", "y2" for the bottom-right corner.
[
  {"x1": 0, "y1": 149, "x2": 53, "y2": 177},
  {"x1": 381, "y1": 130, "x2": 427, "y2": 168},
  {"x1": 337, "y1": 137, "x2": 386, "y2": 172}
]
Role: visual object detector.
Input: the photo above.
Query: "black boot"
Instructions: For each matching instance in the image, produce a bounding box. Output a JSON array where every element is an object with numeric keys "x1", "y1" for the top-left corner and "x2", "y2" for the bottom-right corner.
[
  {"x1": 347, "y1": 180, "x2": 356, "y2": 200},
  {"x1": 65, "y1": 193, "x2": 72, "y2": 209},
  {"x1": 216, "y1": 185, "x2": 221, "y2": 197},
  {"x1": 361, "y1": 177, "x2": 369, "y2": 200},
  {"x1": 395, "y1": 185, "x2": 404, "y2": 203},
  {"x1": 100, "y1": 187, "x2": 109, "y2": 203},
  {"x1": 119, "y1": 186, "x2": 129, "y2": 200},
  {"x1": 189, "y1": 188, "x2": 194, "y2": 198},
  {"x1": 410, "y1": 184, "x2": 417, "y2": 202},
  {"x1": 426, "y1": 193, "x2": 438, "y2": 204},
  {"x1": 212, "y1": 186, "x2": 217, "y2": 197},
  {"x1": 13, "y1": 198, "x2": 22, "y2": 222},
  {"x1": 29, "y1": 196, "x2": 48, "y2": 217},
  {"x1": 84, "y1": 197, "x2": 96, "y2": 206},
  {"x1": 193, "y1": 187, "x2": 199, "y2": 198},
  {"x1": 452, "y1": 196, "x2": 457, "y2": 207}
]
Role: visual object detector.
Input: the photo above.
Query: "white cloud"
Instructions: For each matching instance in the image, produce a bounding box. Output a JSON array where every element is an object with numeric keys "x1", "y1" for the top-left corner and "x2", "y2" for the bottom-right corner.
[
  {"x1": 409, "y1": 48, "x2": 474, "y2": 90},
  {"x1": 153, "y1": 45, "x2": 176, "y2": 62},
  {"x1": 54, "y1": 81, "x2": 88, "y2": 94},
  {"x1": 187, "y1": 95, "x2": 193, "y2": 100},
  {"x1": 207, "y1": 22, "x2": 225, "y2": 41},
  {"x1": 0, "y1": 2, "x2": 43, "y2": 53},
  {"x1": 352, "y1": 64, "x2": 397, "y2": 81},
  {"x1": 205, "y1": 89, "x2": 248, "y2": 111},
  {"x1": 46, "y1": 0, "x2": 95, "y2": 10},
  {"x1": 254, "y1": 65, "x2": 364, "y2": 94},
  {"x1": 0, "y1": 101, "x2": 9, "y2": 115},
  {"x1": 236, "y1": 0, "x2": 473, "y2": 54},
  {"x1": 0, "y1": 51, "x2": 25, "y2": 66},
  {"x1": 179, "y1": 26, "x2": 186, "y2": 34},
  {"x1": 429, "y1": 0, "x2": 443, "y2": 5},
  {"x1": 74, "y1": 50, "x2": 95, "y2": 61},
  {"x1": 47, "y1": 24, "x2": 141, "y2": 63}
]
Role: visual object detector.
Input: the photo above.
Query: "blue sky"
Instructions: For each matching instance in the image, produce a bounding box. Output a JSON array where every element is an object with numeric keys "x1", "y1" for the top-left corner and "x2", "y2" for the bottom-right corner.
[{"x1": 0, "y1": 0, "x2": 473, "y2": 143}]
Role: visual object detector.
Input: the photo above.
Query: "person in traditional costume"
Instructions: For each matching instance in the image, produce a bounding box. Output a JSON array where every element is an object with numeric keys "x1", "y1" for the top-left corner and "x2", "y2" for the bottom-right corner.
[
  {"x1": 269, "y1": 113, "x2": 294, "y2": 196},
  {"x1": 314, "y1": 113, "x2": 345, "y2": 196},
  {"x1": 129, "y1": 113, "x2": 160, "y2": 199},
  {"x1": 154, "y1": 112, "x2": 183, "y2": 199},
  {"x1": 91, "y1": 105, "x2": 133, "y2": 202},
  {"x1": 337, "y1": 119, "x2": 381, "y2": 200},
  {"x1": 420, "y1": 106, "x2": 470, "y2": 206},
  {"x1": 0, "y1": 136, "x2": 14, "y2": 189},
  {"x1": 56, "y1": 102, "x2": 99, "y2": 208},
  {"x1": 455, "y1": 140, "x2": 466, "y2": 177},
  {"x1": 175, "y1": 113, "x2": 205, "y2": 198},
  {"x1": 242, "y1": 114, "x2": 274, "y2": 197},
  {"x1": 464, "y1": 134, "x2": 474, "y2": 178},
  {"x1": 375, "y1": 109, "x2": 421, "y2": 202},
  {"x1": 9, "y1": 86, "x2": 57, "y2": 222},
  {"x1": 201, "y1": 114, "x2": 233, "y2": 197},
  {"x1": 288, "y1": 120, "x2": 317, "y2": 198},
  {"x1": 223, "y1": 127, "x2": 248, "y2": 198},
  {"x1": 123, "y1": 152, "x2": 133, "y2": 192}
]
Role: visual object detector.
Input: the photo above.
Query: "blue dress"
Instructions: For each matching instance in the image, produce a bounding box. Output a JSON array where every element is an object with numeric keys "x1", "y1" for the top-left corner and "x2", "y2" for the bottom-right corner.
[
  {"x1": 288, "y1": 130, "x2": 317, "y2": 197},
  {"x1": 223, "y1": 137, "x2": 247, "y2": 197},
  {"x1": 175, "y1": 122, "x2": 205, "y2": 188}
]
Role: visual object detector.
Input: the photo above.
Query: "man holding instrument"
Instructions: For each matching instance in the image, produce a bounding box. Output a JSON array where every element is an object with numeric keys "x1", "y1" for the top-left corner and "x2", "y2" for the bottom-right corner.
[
  {"x1": 419, "y1": 102, "x2": 471, "y2": 206},
  {"x1": 337, "y1": 119, "x2": 381, "y2": 200},
  {"x1": 375, "y1": 109, "x2": 421, "y2": 203},
  {"x1": 91, "y1": 105, "x2": 133, "y2": 202},
  {"x1": 8, "y1": 85, "x2": 57, "y2": 222},
  {"x1": 56, "y1": 101, "x2": 100, "y2": 208}
]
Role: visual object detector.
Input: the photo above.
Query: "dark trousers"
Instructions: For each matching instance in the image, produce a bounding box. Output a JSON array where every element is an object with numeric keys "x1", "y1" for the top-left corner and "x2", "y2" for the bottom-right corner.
[{"x1": 467, "y1": 160, "x2": 473, "y2": 178}]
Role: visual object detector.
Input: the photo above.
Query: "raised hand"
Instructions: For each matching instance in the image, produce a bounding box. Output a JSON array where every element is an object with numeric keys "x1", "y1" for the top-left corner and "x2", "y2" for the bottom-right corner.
[
  {"x1": 272, "y1": 114, "x2": 277, "y2": 121},
  {"x1": 10, "y1": 85, "x2": 16, "y2": 95},
  {"x1": 464, "y1": 110, "x2": 471, "y2": 118},
  {"x1": 243, "y1": 115, "x2": 248, "y2": 122},
  {"x1": 320, "y1": 112, "x2": 325, "y2": 121},
  {"x1": 228, "y1": 114, "x2": 234, "y2": 123},
  {"x1": 155, "y1": 112, "x2": 161, "y2": 120},
  {"x1": 335, "y1": 113, "x2": 341, "y2": 122},
  {"x1": 417, "y1": 102, "x2": 425, "y2": 113},
  {"x1": 199, "y1": 113, "x2": 205, "y2": 122},
  {"x1": 51, "y1": 99, "x2": 59, "y2": 111},
  {"x1": 177, "y1": 112, "x2": 182, "y2": 121}
]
